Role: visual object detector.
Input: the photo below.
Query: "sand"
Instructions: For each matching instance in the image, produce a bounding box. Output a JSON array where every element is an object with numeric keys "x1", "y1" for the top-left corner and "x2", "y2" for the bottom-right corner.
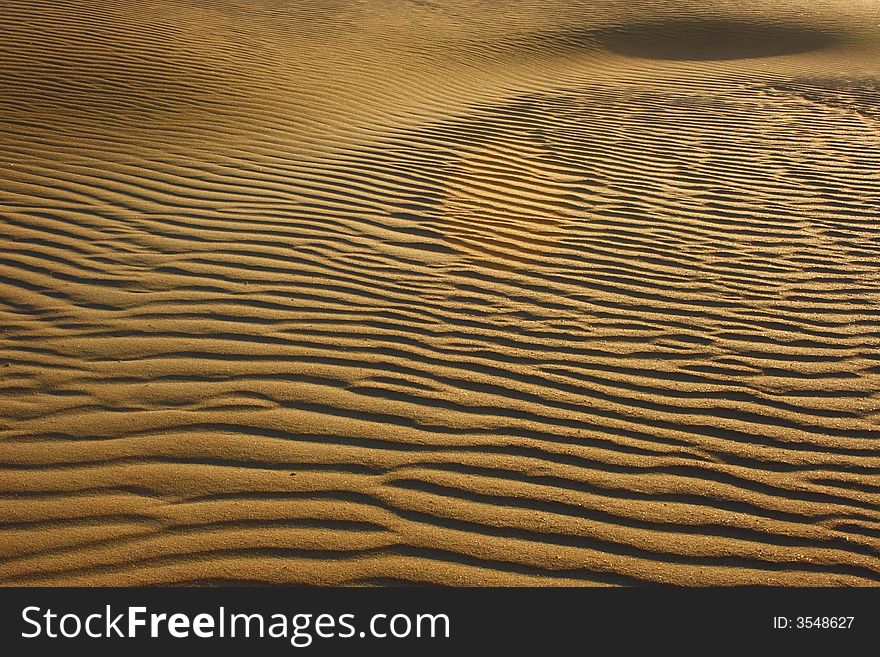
[{"x1": 1, "y1": 0, "x2": 880, "y2": 586}]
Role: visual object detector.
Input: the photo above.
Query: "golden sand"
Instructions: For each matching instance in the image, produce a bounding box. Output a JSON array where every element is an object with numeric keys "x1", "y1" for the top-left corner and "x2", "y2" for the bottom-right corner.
[{"x1": 1, "y1": 0, "x2": 880, "y2": 585}]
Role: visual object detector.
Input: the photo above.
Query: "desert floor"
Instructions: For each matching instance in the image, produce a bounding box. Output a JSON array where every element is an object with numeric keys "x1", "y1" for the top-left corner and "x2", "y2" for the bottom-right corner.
[{"x1": 1, "y1": 0, "x2": 880, "y2": 585}]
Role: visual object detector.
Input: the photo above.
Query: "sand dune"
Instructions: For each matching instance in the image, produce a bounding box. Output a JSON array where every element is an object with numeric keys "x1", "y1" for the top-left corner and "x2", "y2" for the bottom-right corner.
[{"x1": 1, "y1": 0, "x2": 880, "y2": 585}]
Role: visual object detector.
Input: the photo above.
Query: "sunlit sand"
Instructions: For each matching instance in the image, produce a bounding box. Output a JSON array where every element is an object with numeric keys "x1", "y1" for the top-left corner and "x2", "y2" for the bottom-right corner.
[{"x1": 1, "y1": 0, "x2": 879, "y2": 586}]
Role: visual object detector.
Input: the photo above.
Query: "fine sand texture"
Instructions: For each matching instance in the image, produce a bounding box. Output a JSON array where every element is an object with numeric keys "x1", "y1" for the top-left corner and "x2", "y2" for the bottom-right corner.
[{"x1": 2, "y1": 0, "x2": 880, "y2": 586}]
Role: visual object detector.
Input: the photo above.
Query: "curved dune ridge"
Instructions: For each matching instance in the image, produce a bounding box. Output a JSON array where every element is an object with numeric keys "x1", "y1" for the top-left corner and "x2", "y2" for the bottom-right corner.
[{"x1": 1, "y1": 0, "x2": 880, "y2": 586}]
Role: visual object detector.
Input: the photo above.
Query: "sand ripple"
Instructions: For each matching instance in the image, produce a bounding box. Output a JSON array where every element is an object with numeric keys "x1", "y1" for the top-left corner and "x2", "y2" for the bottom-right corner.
[{"x1": 1, "y1": 0, "x2": 880, "y2": 585}]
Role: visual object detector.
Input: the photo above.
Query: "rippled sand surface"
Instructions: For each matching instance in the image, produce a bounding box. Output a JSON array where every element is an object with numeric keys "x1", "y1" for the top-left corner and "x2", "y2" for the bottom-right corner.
[{"x1": 2, "y1": 0, "x2": 880, "y2": 585}]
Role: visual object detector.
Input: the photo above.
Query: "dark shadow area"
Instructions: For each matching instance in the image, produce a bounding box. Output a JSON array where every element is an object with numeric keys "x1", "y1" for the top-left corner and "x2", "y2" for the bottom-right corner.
[{"x1": 597, "y1": 19, "x2": 845, "y2": 61}]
